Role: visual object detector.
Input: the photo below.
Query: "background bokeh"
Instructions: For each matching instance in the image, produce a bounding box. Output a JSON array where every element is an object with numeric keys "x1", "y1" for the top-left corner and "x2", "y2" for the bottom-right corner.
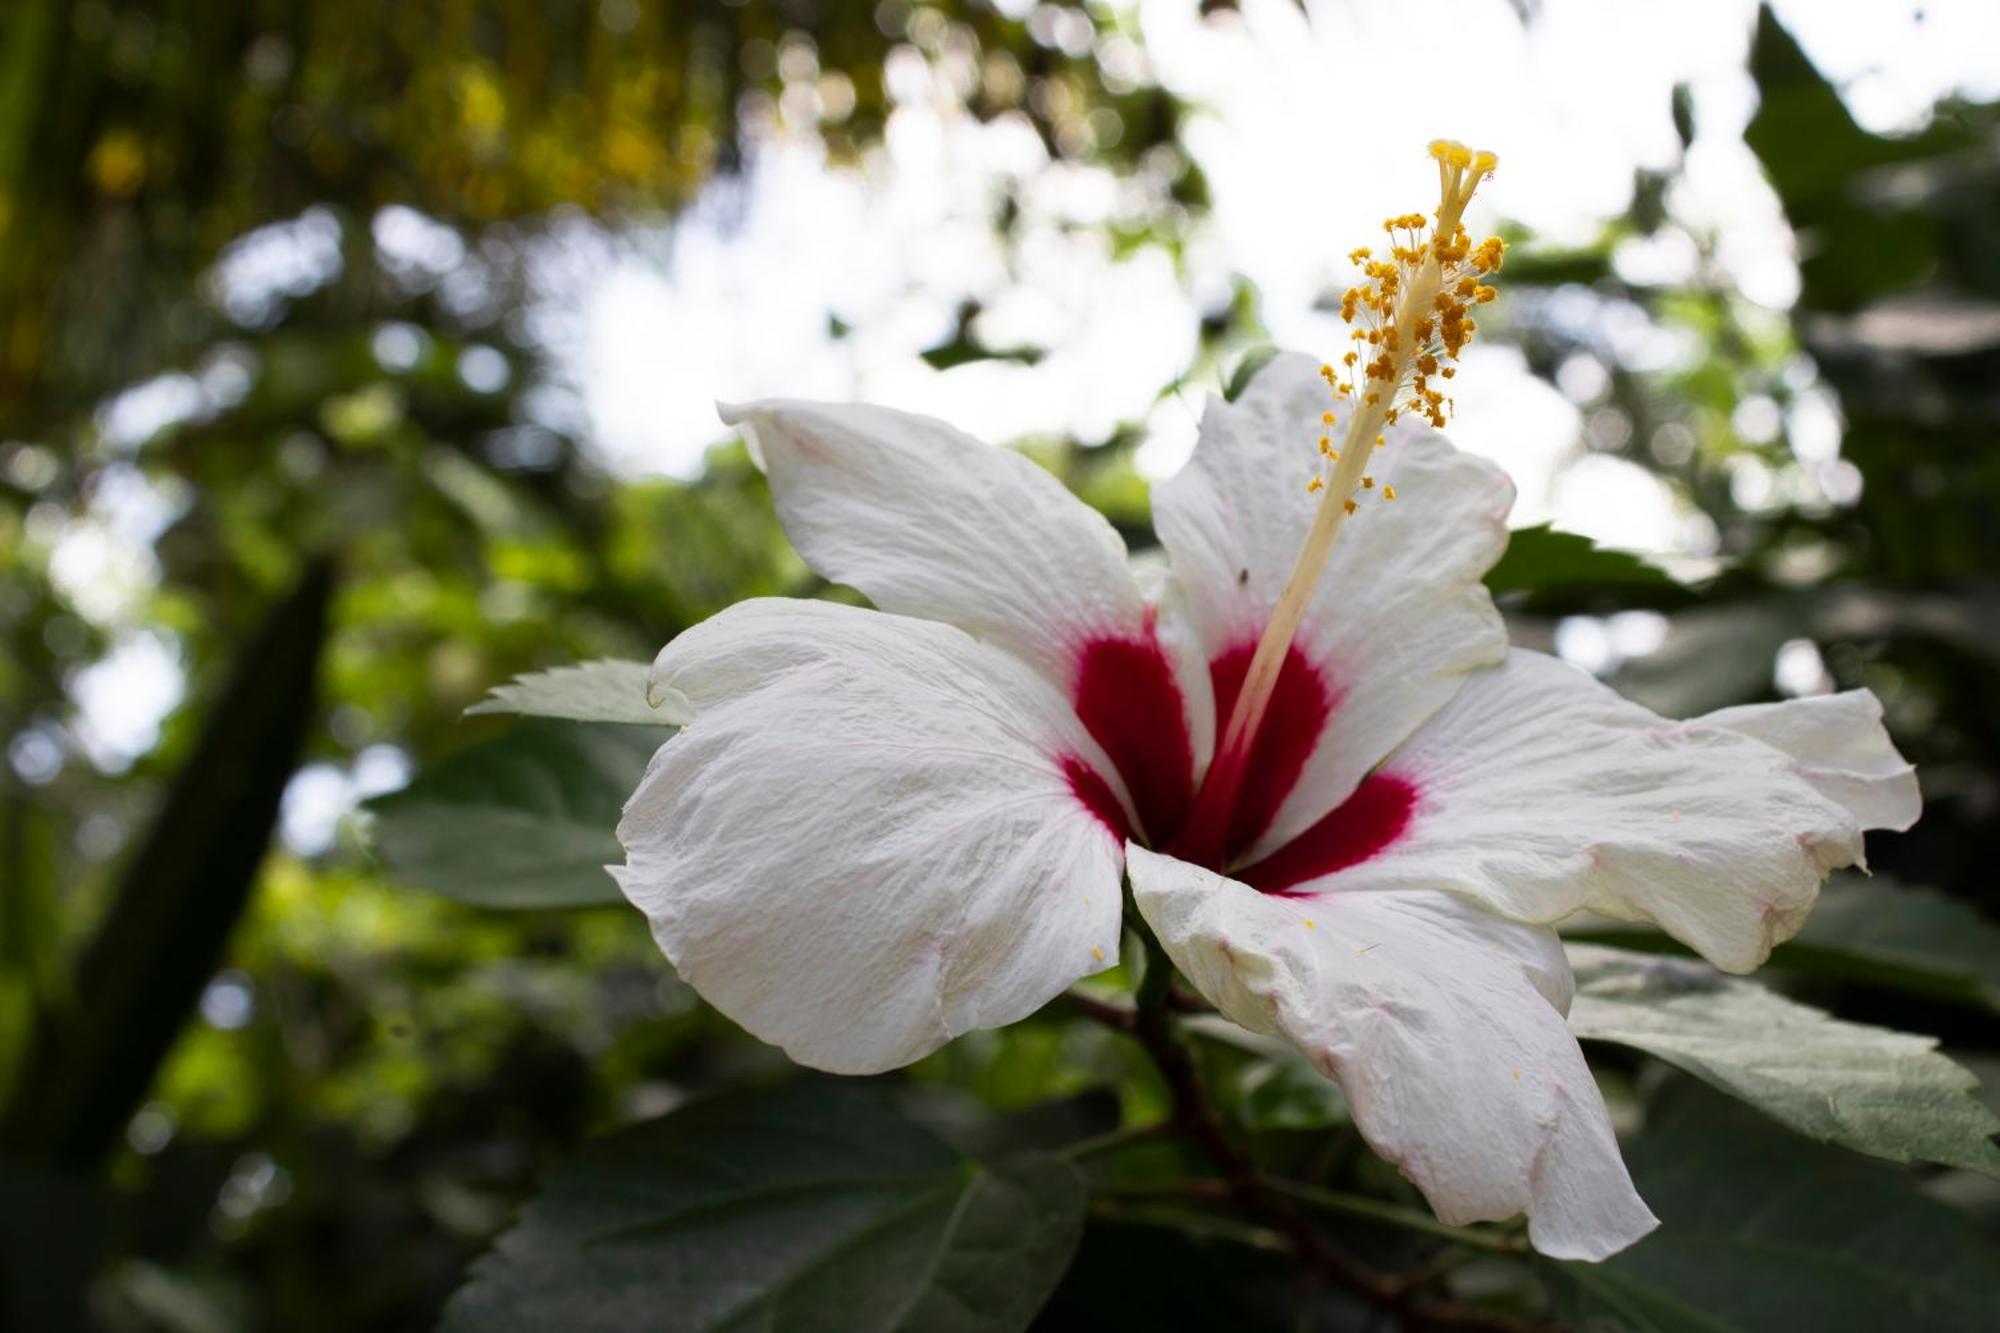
[{"x1": 4, "y1": 1, "x2": 1998, "y2": 1328}]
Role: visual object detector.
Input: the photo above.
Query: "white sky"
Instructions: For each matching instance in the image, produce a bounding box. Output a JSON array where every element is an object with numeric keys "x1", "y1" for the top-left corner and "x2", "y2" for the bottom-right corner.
[
  {"x1": 543, "y1": 0, "x2": 1998, "y2": 559},
  {"x1": 40, "y1": 0, "x2": 1999, "y2": 779}
]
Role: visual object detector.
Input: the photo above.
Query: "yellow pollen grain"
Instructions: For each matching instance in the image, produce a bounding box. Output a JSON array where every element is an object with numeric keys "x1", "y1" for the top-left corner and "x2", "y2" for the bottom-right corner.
[
  {"x1": 1303, "y1": 917, "x2": 1316, "y2": 930},
  {"x1": 1362, "y1": 476, "x2": 1374, "y2": 489},
  {"x1": 1343, "y1": 498, "x2": 1357, "y2": 514},
  {"x1": 1092, "y1": 945, "x2": 1105, "y2": 962},
  {"x1": 1306, "y1": 476, "x2": 1324, "y2": 494},
  {"x1": 1383, "y1": 484, "x2": 1397, "y2": 501}
]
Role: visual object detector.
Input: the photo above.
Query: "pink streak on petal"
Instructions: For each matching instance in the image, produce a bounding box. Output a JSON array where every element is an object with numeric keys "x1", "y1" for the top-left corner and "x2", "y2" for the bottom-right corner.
[
  {"x1": 1235, "y1": 773, "x2": 1419, "y2": 894},
  {"x1": 1071, "y1": 627, "x2": 1194, "y2": 844}
]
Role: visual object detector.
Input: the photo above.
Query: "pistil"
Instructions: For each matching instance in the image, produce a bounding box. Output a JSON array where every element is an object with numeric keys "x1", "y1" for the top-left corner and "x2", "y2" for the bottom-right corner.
[{"x1": 1175, "y1": 141, "x2": 1505, "y2": 870}]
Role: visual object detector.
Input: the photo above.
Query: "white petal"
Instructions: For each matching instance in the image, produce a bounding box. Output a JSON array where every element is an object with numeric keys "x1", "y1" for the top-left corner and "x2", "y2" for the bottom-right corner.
[
  {"x1": 1152, "y1": 352, "x2": 1513, "y2": 852},
  {"x1": 721, "y1": 398, "x2": 1149, "y2": 689},
  {"x1": 1128, "y1": 846, "x2": 1657, "y2": 1261},
  {"x1": 1703, "y1": 691, "x2": 1920, "y2": 836},
  {"x1": 615, "y1": 600, "x2": 1126, "y2": 1075},
  {"x1": 1329, "y1": 651, "x2": 1874, "y2": 973}
]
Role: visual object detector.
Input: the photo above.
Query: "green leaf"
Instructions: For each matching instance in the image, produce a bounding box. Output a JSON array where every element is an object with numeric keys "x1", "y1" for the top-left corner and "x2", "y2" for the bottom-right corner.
[
  {"x1": 439, "y1": 1082, "x2": 1087, "y2": 1333},
  {"x1": 0, "y1": 1152, "x2": 102, "y2": 1333},
  {"x1": 467, "y1": 659, "x2": 690, "y2": 726},
  {"x1": 1484, "y1": 524, "x2": 1674, "y2": 597},
  {"x1": 1183, "y1": 1015, "x2": 1349, "y2": 1132},
  {"x1": 1036, "y1": 1220, "x2": 1372, "y2": 1331},
  {"x1": 1564, "y1": 876, "x2": 2000, "y2": 1016},
  {"x1": 367, "y1": 721, "x2": 660, "y2": 908},
  {"x1": 1778, "y1": 876, "x2": 2000, "y2": 1014},
  {"x1": 1222, "y1": 346, "x2": 1279, "y2": 402},
  {"x1": 1568, "y1": 945, "x2": 2000, "y2": 1177},
  {"x1": 1550, "y1": 1080, "x2": 2000, "y2": 1333}
]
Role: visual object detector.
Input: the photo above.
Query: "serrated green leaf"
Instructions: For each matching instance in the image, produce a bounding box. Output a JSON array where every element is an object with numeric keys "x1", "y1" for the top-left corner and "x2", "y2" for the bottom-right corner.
[
  {"x1": 1550, "y1": 1080, "x2": 2000, "y2": 1333},
  {"x1": 439, "y1": 1082, "x2": 1087, "y2": 1333},
  {"x1": 1484, "y1": 524, "x2": 1674, "y2": 597},
  {"x1": 367, "y1": 721, "x2": 659, "y2": 908},
  {"x1": 467, "y1": 659, "x2": 689, "y2": 725},
  {"x1": 1568, "y1": 945, "x2": 2000, "y2": 1177}
]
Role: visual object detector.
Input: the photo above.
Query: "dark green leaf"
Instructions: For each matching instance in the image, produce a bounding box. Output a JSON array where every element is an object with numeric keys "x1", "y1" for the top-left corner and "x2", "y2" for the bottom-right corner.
[
  {"x1": 1568, "y1": 945, "x2": 2000, "y2": 1177},
  {"x1": 0, "y1": 561, "x2": 333, "y2": 1165},
  {"x1": 1567, "y1": 875, "x2": 2000, "y2": 1016},
  {"x1": 1551, "y1": 1080, "x2": 2000, "y2": 1332},
  {"x1": 367, "y1": 721, "x2": 659, "y2": 908},
  {"x1": 1035, "y1": 1219, "x2": 1371, "y2": 1331},
  {"x1": 1484, "y1": 524, "x2": 1674, "y2": 597},
  {"x1": 1223, "y1": 346, "x2": 1280, "y2": 402},
  {"x1": 439, "y1": 1082, "x2": 1087, "y2": 1333},
  {"x1": 0, "y1": 1153, "x2": 102, "y2": 1333},
  {"x1": 1778, "y1": 876, "x2": 2000, "y2": 1014}
]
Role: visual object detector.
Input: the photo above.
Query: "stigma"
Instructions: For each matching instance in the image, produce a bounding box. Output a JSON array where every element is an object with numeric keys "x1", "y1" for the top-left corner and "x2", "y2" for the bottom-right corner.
[{"x1": 1316, "y1": 140, "x2": 1505, "y2": 483}]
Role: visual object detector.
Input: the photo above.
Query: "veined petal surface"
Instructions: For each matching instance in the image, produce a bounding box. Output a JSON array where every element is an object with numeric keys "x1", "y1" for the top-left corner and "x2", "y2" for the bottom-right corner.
[
  {"x1": 1128, "y1": 845, "x2": 1657, "y2": 1261},
  {"x1": 616, "y1": 599, "x2": 1126, "y2": 1074},
  {"x1": 722, "y1": 398, "x2": 1152, "y2": 689},
  {"x1": 1322, "y1": 650, "x2": 1890, "y2": 973},
  {"x1": 1152, "y1": 353, "x2": 1514, "y2": 856},
  {"x1": 1704, "y1": 690, "x2": 1920, "y2": 836}
]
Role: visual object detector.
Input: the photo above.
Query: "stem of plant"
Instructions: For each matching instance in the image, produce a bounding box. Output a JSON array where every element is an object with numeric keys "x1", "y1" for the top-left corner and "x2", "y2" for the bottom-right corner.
[{"x1": 1077, "y1": 904, "x2": 1553, "y2": 1333}]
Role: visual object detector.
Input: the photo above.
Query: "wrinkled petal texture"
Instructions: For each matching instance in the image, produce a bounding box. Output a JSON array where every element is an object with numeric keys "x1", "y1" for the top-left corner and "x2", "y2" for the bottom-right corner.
[
  {"x1": 723, "y1": 397, "x2": 1208, "y2": 844},
  {"x1": 1328, "y1": 650, "x2": 1895, "y2": 973},
  {"x1": 722, "y1": 398, "x2": 1150, "y2": 688},
  {"x1": 1153, "y1": 352, "x2": 1514, "y2": 855},
  {"x1": 1128, "y1": 845, "x2": 1657, "y2": 1261},
  {"x1": 614, "y1": 600, "x2": 1126, "y2": 1075},
  {"x1": 1704, "y1": 690, "x2": 1920, "y2": 836}
]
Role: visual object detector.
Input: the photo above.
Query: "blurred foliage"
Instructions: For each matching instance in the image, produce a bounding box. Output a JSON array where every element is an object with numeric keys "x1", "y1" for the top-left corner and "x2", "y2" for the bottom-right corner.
[{"x1": 3, "y1": 1, "x2": 1999, "y2": 1330}]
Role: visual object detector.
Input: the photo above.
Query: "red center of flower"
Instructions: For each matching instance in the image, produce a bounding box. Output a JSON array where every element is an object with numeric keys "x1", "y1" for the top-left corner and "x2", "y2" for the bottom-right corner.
[{"x1": 1064, "y1": 627, "x2": 1415, "y2": 894}]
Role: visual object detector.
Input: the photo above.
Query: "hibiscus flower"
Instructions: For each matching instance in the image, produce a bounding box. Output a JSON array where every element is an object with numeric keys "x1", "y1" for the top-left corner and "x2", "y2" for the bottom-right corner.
[{"x1": 613, "y1": 144, "x2": 1918, "y2": 1261}]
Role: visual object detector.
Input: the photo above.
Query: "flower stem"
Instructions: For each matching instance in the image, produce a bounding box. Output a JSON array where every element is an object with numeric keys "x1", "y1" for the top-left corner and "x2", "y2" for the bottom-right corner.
[
  {"x1": 1062, "y1": 904, "x2": 1551, "y2": 1333},
  {"x1": 1257, "y1": 1177, "x2": 1529, "y2": 1256}
]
